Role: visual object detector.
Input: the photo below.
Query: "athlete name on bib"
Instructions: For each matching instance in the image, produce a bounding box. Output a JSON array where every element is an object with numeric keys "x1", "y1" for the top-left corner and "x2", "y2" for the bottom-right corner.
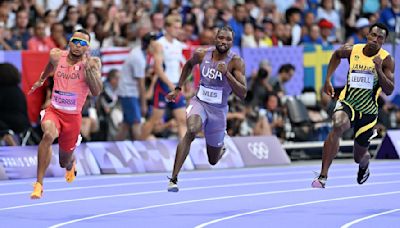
[
  {"x1": 349, "y1": 72, "x2": 374, "y2": 89},
  {"x1": 197, "y1": 85, "x2": 223, "y2": 104},
  {"x1": 52, "y1": 90, "x2": 78, "y2": 111}
]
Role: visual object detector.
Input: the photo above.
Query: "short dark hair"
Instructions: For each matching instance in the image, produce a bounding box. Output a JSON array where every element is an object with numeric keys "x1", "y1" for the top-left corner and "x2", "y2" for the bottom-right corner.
[
  {"x1": 142, "y1": 32, "x2": 157, "y2": 50},
  {"x1": 107, "y1": 69, "x2": 119, "y2": 80},
  {"x1": 278, "y1": 64, "x2": 295, "y2": 73},
  {"x1": 73, "y1": 29, "x2": 91, "y2": 42},
  {"x1": 0, "y1": 63, "x2": 20, "y2": 86},
  {"x1": 217, "y1": 25, "x2": 235, "y2": 38},
  {"x1": 369, "y1": 22, "x2": 389, "y2": 38}
]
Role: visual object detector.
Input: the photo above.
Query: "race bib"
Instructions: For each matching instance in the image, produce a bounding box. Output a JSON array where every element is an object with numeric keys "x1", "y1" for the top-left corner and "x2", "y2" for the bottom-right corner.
[
  {"x1": 349, "y1": 72, "x2": 374, "y2": 89},
  {"x1": 52, "y1": 90, "x2": 78, "y2": 111},
  {"x1": 197, "y1": 85, "x2": 223, "y2": 104}
]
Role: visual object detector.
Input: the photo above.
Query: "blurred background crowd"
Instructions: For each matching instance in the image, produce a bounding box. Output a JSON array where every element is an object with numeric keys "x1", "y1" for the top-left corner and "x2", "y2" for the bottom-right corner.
[{"x1": 1, "y1": 0, "x2": 400, "y2": 147}]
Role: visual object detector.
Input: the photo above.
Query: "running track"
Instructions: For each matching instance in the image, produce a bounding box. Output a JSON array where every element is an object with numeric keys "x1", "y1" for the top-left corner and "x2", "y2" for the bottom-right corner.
[{"x1": 0, "y1": 160, "x2": 399, "y2": 228}]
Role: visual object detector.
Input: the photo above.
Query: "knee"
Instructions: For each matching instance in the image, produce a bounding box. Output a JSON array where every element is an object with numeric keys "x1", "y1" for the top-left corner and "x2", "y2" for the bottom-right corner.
[
  {"x1": 332, "y1": 118, "x2": 349, "y2": 134},
  {"x1": 187, "y1": 124, "x2": 201, "y2": 136},
  {"x1": 42, "y1": 131, "x2": 56, "y2": 144}
]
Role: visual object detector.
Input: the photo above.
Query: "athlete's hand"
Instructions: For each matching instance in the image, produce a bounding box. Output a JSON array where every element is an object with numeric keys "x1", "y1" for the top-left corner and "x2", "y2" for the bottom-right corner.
[
  {"x1": 323, "y1": 80, "x2": 335, "y2": 97},
  {"x1": 29, "y1": 79, "x2": 45, "y2": 95},
  {"x1": 166, "y1": 90, "x2": 180, "y2": 103},
  {"x1": 217, "y1": 62, "x2": 227, "y2": 74},
  {"x1": 373, "y1": 56, "x2": 383, "y2": 71}
]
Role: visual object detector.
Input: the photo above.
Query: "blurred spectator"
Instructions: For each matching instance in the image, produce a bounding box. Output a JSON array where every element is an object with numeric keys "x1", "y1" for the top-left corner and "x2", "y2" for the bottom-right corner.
[
  {"x1": 0, "y1": 21, "x2": 12, "y2": 50},
  {"x1": 97, "y1": 69, "x2": 121, "y2": 141},
  {"x1": 81, "y1": 96, "x2": 99, "y2": 142},
  {"x1": 241, "y1": 21, "x2": 257, "y2": 47},
  {"x1": 271, "y1": 22, "x2": 286, "y2": 46},
  {"x1": 379, "y1": 0, "x2": 400, "y2": 42},
  {"x1": 285, "y1": 7, "x2": 302, "y2": 45},
  {"x1": 346, "y1": 17, "x2": 369, "y2": 44},
  {"x1": 116, "y1": 32, "x2": 155, "y2": 141},
  {"x1": 269, "y1": 63, "x2": 295, "y2": 98},
  {"x1": 27, "y1": 20, "x2": 54, "y2": 51},
  {"x1": 83, "y1": 12, "x2": 101, "y2": 49},
  {"x1": 199, "y1": 27, "x2": 215, "y2": 45},
  {"x1": 265, "y1": 93, "x2": 285, "y2": 138},
  {"x1": 62, "y1": 5, "x2": 82, "y2": 38},
  {"x1": 240, "y1": 94, "x2": 272, "y2": 136},
  {"x1": 318, "y1": 18, "x2": 335, "y2": 45},
  {"x1": 151, "y1": 11, "x2": 165, "y2": 38},
  {"x1": 302, "y1": 11, "x2": 315, "y2": 37},
  {"x1": 43, "y1": 9, "x2": 57, "y2": 36},
  {"x1": 249, "y1": 59, "x2": 273, "y2": 107},
  {"x1": 141, "y1": 15, "x2": 187, "y2": 140},
  {"x1": 301, "y1": 24, "x2": 323, "y2": 44},
  {"x1": 46, "y1": 22, "x2": 67, "y2": 49},
  {"x1": 20, "y1": 0, "x2": 45, "y2": 28},
  {"x1": 255, "y1": 23, "x2": 272, "y2": 46},
  {"x1": 9, "y1": 9, "x2": 31, "y2": 50},
  {"x1": 229, "y1": 3, "x2": 247, "y2": 47},
  {"x1": 0, "y1": 63, "x2": 30, "y2": 146},
  {"x1": 317, "y1": 0, "x2": 341, "y2": 42}
]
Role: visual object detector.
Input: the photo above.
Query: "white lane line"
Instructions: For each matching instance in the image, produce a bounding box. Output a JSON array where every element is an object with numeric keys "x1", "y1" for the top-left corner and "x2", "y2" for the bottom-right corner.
[
  {"x1": 0, "y1": 163, "x2": 398, "y2": 187},
  {"x1": 2, "y1": 175, "x2": 400, "y2": 212},
  {"x1": 1, "y1": 171, "x2": 400, "y2": 197},
  {"x1": 194, "y1": 191, "x2": 400, "y2": 228},
  {"x1": 340, "y1": 209, "x2": 400, "y2": 228},
  {"x1": 47, "y1": 181, "x2": 400, "y2": 228},
  {"x1": 0, "y1": 168, "x2": 366, "y2": 196}
]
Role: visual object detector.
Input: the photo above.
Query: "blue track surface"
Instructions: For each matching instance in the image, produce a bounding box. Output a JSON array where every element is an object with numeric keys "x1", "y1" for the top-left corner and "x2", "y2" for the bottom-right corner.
[{"x1": 0, "y1": 160, "x2": 399, "y2": 228}]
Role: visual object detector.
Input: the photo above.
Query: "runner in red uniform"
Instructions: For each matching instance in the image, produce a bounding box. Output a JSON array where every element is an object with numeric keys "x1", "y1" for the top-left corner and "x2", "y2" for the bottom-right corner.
[{"x1": 29, "y1": 29, "x2": 103, "y2": 199}]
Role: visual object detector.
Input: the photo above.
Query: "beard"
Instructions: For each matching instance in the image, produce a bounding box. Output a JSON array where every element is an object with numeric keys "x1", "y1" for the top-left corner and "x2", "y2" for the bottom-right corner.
[
  {"x1": 216, "y1": 44, "x2": 229, "y2": 54},
  {"x1": 70, "y1": 51, "x2": 82, "y2": 58}
]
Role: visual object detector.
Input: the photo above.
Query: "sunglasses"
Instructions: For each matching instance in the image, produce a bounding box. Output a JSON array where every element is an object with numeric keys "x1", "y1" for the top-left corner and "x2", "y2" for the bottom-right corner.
[{"x1": 70, "y1": 38, "x2": 90, "y2": 47}]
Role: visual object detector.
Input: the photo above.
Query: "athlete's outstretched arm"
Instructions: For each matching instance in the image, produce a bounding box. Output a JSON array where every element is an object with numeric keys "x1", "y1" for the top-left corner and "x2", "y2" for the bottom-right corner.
[
  {"x1": 224, "y1": 56, "x2": 247, "y2": 100},
  {"x1": 375, "y1": 55, "x2": 395, "y2": 95},
  {"x1": 84, "y1": 56, "x2": 103, "y2": 96},
  {"x1": 177, "y1": 49, "x2": 205, "y2": 87},
  {"x1": 29, "y1": 48, "x2": 61, "y2": 94},
  {"x1": 324, "y1": 44, "x2": 352, "y2": 97}
]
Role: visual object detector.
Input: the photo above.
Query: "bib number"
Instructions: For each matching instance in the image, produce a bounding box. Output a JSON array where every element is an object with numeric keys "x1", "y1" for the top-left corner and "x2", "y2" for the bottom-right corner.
[
  {"x1": 349, "y1": 72, "x2": 374, "y2": 89},
  {"x1": 52, "y1": 90, "x2": 78, "y2": 111},
  {"x1": 197, "y1": 85, "x2": 223, "y2": 104}
]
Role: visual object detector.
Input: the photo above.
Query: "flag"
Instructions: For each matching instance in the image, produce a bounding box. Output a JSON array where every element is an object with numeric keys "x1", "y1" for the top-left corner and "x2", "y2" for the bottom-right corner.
[
  {"x1": 100, "y1": 47, "x2": 131, "y2": 77},
  {"x1": 303, "y1": 44, "x2": 333, "y2": 99},
  {"x1": 21, "y1": 51, "x2": 49, "y2": 124}
]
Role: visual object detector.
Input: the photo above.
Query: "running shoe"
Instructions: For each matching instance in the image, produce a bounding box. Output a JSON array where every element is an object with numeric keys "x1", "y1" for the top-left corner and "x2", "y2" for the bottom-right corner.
[
  {"x1": 311, "y1": 174, "x2": 327, "y2": 188},
  {"x1": 30, "y1": 182, "x2": 43, "y2": 199},
  {"x1": 357, "y1": 166, "x2": 370, "y2": 185},
  {"x1": 65, "y1": 161, "x2": 77, "y2": 183},
  {"x1": 167, "y1": 177, "x2": 179, "y2": 192}
]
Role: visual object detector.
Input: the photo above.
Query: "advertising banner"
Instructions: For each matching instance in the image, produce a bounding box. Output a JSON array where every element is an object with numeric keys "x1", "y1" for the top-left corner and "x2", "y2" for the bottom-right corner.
[
  {"x1": 231, "y1": 136, "x2": 291, "y2": 166},
  {"x1": 133, "y1": 139, "x2": 195, "y2": 172},
  {"x1": 189, "y1": 136, "x2": 244, "y2": 169}
]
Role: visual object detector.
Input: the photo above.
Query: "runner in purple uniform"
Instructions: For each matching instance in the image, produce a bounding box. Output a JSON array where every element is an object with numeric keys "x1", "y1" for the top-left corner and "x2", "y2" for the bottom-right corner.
[{"x1": 165, "y1": 26, "x2": 247, "y2": 192}]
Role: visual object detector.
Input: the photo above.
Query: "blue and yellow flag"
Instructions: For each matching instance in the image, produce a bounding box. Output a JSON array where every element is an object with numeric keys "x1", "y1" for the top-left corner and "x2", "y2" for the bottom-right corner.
[{"x1": 303, "y1": 44, "x2": 334, "y2": 99}]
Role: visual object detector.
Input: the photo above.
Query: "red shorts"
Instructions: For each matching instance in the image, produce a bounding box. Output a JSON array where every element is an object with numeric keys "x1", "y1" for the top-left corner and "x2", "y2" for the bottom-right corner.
[{"x1": 42, "y1": 106, "x2": 82, "y2": 152}]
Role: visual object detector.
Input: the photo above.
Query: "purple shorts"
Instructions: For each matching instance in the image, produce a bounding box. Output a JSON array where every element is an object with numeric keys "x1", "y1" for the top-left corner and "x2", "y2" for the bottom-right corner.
[{"x1": 186, "y1": 97, "x2": 228, "y2": 147}]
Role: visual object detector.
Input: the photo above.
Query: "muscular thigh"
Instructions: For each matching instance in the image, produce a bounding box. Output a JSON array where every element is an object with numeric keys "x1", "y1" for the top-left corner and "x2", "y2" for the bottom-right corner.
[
  {"x1": 354, "y1": 114, "x2": 377, "y2": 147},
  {"x1": 58, "y1": 113, "x2": 82, "y2": 152}
]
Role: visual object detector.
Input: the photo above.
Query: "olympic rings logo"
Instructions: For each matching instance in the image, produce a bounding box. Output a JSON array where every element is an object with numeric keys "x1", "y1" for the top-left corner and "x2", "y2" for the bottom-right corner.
[{"x1": 247, "y1": 142, "x2": 269, "y2": 160}]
